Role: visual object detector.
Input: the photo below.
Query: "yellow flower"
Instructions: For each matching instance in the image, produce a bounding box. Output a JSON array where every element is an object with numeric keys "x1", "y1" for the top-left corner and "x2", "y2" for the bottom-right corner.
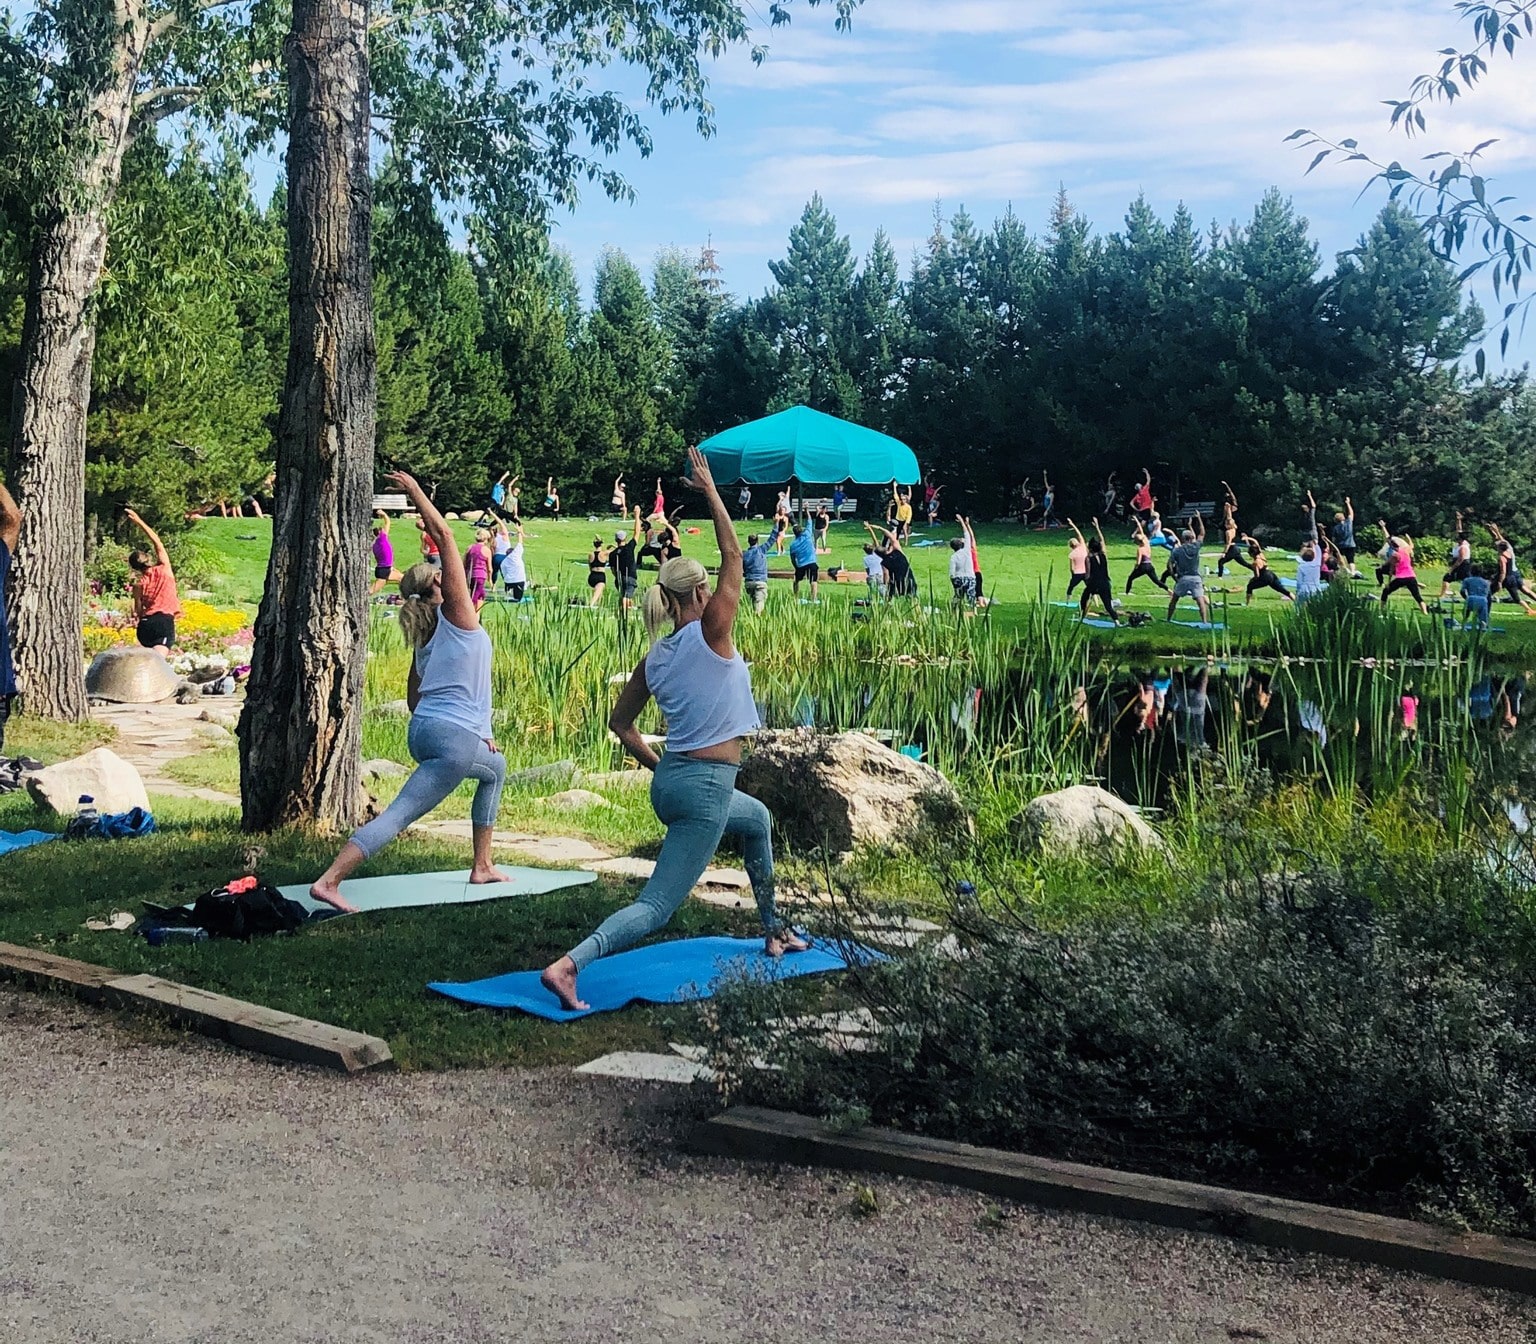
[{"x1": 178, "y1": 600, "x2": 248, "y2": 637}]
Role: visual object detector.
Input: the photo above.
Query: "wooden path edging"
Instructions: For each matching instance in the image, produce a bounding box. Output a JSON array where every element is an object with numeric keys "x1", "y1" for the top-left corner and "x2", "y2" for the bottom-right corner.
[
  {"x1": 692, "y1": 1105, "x2": 1536, "y2": 1297},
  {"x1": 0, "y1": 942, "x2": 393, "y2": 1074}
]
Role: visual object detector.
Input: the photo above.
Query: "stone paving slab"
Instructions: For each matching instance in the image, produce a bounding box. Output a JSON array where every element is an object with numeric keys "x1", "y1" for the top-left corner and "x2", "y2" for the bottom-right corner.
[{"x1": 575, "y1": 1051, "x2": 713, "y2": 1084}]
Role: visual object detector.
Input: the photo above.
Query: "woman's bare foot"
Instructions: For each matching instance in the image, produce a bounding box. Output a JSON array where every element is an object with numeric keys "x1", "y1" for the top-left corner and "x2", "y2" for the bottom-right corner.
[
  {"x1": 308, "y1": 879, "x2": 359, "y2": 915},
  {"x1": 765, "y1": 930, "x2": 811, "y2": 957},
  {"x1": 540, "y1": 957, "x2": 589, "y2": 1012},
  {"x1": 469, "y1": 863, "x2": 511, "y2": 885}
]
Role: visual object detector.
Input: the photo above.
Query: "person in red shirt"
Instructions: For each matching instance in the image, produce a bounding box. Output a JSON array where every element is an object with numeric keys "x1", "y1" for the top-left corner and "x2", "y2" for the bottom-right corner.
[
  {"x1": 124, "y1": 508, "x2": 182, "y2": 657},
  {"x1": 1129, "y1": 468, "x2": 1153, "y2": 524},
  {"x1": 417, "y1": 518, "x2": 441, "y2": 568}
]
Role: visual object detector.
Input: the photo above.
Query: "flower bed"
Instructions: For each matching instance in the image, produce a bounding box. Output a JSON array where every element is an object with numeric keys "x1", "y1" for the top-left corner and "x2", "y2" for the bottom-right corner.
[{"x1": 83, "y1": 598, "x2": 253, "y2": 657}]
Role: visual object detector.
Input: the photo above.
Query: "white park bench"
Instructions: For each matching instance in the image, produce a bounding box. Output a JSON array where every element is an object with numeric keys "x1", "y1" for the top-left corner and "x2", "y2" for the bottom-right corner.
[
  {"x1": 372, "y1": 493, "x2": 408, "y2": 513},
  {"x1": 792, "y1": 495, "x2": 859, "y2": 517}
]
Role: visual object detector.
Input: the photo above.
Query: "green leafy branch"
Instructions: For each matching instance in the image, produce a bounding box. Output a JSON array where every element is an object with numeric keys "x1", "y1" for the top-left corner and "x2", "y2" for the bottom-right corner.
[{"x1": 1288, "y1": 2, "x2": 1536, "y2": 372}]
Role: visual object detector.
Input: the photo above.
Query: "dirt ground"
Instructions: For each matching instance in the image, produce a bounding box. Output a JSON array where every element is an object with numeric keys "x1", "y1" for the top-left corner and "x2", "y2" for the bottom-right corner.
[{"x1": 2, "y1": 986, "x2": 1533, "y2": 1344}]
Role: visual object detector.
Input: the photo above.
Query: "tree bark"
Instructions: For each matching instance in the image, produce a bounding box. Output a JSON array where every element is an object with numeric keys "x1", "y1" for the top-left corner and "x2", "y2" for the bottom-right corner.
[
  {"x1": 239, "y1": 0, "x2": 375, "y2": 831},
  {"x1": 7, "y1": 3, "x2": 151, "y2": 722}
]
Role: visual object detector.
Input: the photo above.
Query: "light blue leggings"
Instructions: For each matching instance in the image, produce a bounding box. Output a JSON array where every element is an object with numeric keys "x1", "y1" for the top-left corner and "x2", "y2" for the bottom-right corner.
[
  {"x1": 351, "y1": 715, "x2": 506, "y2": 858},
  {"x1": 567, "y1": 753, "x2": 779, "y2": 970}
]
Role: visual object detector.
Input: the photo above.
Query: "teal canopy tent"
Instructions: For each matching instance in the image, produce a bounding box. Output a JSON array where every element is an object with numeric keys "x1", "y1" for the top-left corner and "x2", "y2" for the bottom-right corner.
[{"x1": 696, "y1": 405, "x2": 920, "y2": 485}]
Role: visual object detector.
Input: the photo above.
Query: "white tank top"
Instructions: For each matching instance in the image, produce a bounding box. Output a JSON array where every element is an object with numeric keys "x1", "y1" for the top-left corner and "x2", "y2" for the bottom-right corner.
[
  {"x1": 645, "y1": 619, "x2": 759, "y2": 753},
  {"x1": 414, "y1": 615, "x2": 494, "y2": 739}
]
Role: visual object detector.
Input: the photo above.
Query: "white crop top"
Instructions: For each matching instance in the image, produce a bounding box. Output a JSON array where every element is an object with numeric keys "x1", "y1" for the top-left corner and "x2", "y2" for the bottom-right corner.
[
  {"x1": 645, "y1": 619, "x2": 760, "y2": 753},
  {"x1": 413, "y1": 614, "x2": 494, "y2": 739}
]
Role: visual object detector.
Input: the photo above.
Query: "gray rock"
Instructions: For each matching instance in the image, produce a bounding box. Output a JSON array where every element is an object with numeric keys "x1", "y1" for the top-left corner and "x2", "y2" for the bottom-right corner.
[
  {"x1": 84, "y1": 647, "x2": 180, "y2": 704},
  {"x1": 363, "y1": 758, "x2": 408, "y2": 780},
  {"x1": 545, "y1": 788, "x2": 614, "y2": 810},
  {"x1": 737, "y1": 729, "x2": 966, "y2": 857},
  {"x1": 198, "y1": 709, "x2": 240, "y2": 731},
  {"x1": 173, "y1": 682, "x2": 202, "y2": 704},
  {"x1": 505, "y1": 759, "x2": 579, "y2": 788},
  {"x1": 376, "y1": 700, "x2": 411, "y2": 717},
  {"x1": 1014, "y1": 784, "x2": 1167, "y2": 856},
  {"x1": 27, "y1": 748, "x2": 151, "y2": 816}
]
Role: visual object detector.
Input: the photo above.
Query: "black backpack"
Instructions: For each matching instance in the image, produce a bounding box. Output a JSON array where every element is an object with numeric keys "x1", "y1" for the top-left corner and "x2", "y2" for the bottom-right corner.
[{"x1": 189, "y1": 882, "x2": 311, "y2": 940}]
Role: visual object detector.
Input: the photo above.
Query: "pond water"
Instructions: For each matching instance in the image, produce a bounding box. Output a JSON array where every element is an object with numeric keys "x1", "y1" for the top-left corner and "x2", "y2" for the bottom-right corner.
[{"x1": 751, "y1": 654, "x2": 1534, "y2": 816}]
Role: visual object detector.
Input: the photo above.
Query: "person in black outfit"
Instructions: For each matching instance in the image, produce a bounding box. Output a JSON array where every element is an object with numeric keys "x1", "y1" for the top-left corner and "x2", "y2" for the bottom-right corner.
[
  {"x1": 1078, "y1": 518, "x2": 1118, "y2": 624},
  {"x1": 863, "y1": 522, "x2": 916, "y2": 598},
  {"x1": 609, "y1": 506, "x2": 641, "y2": 612}
]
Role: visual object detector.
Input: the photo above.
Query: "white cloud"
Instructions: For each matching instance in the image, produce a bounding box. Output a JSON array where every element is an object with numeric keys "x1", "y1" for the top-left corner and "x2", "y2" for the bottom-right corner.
[
  {"x1": 858, "y1": 0, "x2": 1088, "y2": 36},
  {"x1": 702, "y1": 5, "x2": 1536, "y2": 224}
]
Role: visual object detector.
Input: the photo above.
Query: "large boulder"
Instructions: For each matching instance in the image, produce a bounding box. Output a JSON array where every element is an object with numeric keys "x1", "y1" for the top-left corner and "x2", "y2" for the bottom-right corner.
[
  {"x1": 27, "y1": 748, "x2": 151, "y2": 816},
  {"x1": 1014, "y1": 785, "x2": 1167, "y2": 856},
  {"x1": 737, "y1": 730, "x2": 965, "y2": 856},
  {"x1": 84, "y1": 646, "x2": 180, "y2": 704}
]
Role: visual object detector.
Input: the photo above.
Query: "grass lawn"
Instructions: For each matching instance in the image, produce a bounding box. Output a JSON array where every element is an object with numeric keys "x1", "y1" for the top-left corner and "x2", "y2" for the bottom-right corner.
[
  {"x1": 0, "y1": 791, "x2": 760, "y2": 1069},
  {"x1": 188, "y1": 512, "x2": 1536, "y2": 659},
  {"x1": 6, "y1": 507, "x2": 1508, "y2": 1073}
]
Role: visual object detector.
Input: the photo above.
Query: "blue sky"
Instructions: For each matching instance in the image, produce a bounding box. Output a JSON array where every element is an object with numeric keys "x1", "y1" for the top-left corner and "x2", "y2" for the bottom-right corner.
[{"x1": 547, "y1": 0, "x2": 1536, "y2": 369}]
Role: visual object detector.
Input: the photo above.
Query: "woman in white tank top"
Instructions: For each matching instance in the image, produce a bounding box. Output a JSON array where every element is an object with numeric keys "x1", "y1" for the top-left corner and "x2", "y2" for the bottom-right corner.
[
  {"x1": 308, "y1": 470, "x2": 508, "y2": 914},
  {"x1": 542, "y1": 448, "x2": 808, "y2": 1013}
]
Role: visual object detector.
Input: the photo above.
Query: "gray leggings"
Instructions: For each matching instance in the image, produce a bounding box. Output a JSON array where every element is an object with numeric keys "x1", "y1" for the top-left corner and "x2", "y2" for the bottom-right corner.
[
  {"x1": 351, "y1": 715, "x2": 507, "y2": 858},
  {"x1": 567, "y1": 752, "x2": 779, "y2": 970}
]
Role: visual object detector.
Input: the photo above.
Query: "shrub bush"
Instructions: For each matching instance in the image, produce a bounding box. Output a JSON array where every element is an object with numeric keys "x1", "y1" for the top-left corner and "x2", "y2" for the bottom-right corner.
[{"x1": 705, "y1": 844, "x2": 1536, "y2": 1234}]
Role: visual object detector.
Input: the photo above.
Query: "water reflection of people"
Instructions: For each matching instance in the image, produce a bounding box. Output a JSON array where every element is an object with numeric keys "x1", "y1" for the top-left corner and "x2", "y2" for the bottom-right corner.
[
  {"x1": 1470, "y1": 676, "x2": 1495, "y2": 723},
  {"x1": 951, "y1": 686, "x2": 982, "y2": 741},
  {"x1": 1298, "y1": 698, "x2": 1328, "y2": 749},
  {"x1": 1498, "y1": 677, "x2": 1523, "y2": 738},
  {"x1": 1243, "y1": 668, "x2": 1273, "y2": 728},
  {"x1": 1169, "y1": 667, "x2": 1210, "y2": 750},
  {"x1": 1129, "y1": 673, "x2": 1158, "y2": 734}
]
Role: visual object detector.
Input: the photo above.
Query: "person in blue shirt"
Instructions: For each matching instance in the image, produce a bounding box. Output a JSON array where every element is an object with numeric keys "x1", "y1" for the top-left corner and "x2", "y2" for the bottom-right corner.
[
  {"x1": 1462, "y1": 566, "x2": 1493, "y2": 631},
  {"x1": 475, "y1": 471, "x2": 516, "y2": 527},
  {"x1": 741, "y1": 533, "x2": 770, "y2": 613},
  {"x1": 831, "y1": 484, "x2": 846, "y2": 519},
  {"x1": 788, "y1": 515, "x2": 819, "y2": 602},
  {"x1": 0, "y1": 480, "x2": 18, "y2": 757}
]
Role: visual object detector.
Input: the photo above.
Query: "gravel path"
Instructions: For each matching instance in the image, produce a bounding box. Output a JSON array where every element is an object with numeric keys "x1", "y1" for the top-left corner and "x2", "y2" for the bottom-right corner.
[{"x1": 2, "y1": 986, "x2": 1533, "y2": 1344}]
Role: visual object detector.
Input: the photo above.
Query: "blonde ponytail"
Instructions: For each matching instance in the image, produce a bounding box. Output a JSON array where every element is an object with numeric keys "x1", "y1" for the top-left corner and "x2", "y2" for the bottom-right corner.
[
  {"x1": 396, "y1": 562, "x2": 441, "y2": 649},
  {"x1": 643, "y1": 556, "x2": 709, "y2": 639}
]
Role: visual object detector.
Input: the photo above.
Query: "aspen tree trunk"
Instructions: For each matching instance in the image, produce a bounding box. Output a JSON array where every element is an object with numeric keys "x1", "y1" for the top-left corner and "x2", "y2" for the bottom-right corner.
[
  {"x1": 239, "y1": 0, "x2": 376, "y2": 830},
  {"x1": 8, "y1": 1, "x2": 151, "y2": 721}
]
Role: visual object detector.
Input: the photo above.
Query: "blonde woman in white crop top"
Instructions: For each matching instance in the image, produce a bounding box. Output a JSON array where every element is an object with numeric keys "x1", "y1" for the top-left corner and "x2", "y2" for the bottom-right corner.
[
  {"x1": 542, "y1": 447, "x2": 808, "y2": 1013},
  {"x1": 308, "y1": 470, "x2": 508, "y2": 914}
]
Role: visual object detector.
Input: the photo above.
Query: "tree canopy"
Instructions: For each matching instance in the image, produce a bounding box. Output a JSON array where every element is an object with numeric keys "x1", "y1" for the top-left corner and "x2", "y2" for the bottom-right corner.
[{"x1": 5, "y1": 157, "x2": 1526, "y2": 538}]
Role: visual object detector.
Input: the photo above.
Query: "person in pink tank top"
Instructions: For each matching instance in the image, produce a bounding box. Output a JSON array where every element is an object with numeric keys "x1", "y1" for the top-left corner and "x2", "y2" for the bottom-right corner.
[
  {"x1": 464, "y1": 530, "x2": 492, "y2": 612},
  {"x1": 1378, "y1": 526, "x2": 1427, "y2": 614}
]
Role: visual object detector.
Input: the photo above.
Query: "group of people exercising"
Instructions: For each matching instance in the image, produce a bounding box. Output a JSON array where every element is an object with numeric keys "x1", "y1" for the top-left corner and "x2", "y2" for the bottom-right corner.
[{"x1": 1060, "y1": 474, "x2": 1533, "y2": 630}]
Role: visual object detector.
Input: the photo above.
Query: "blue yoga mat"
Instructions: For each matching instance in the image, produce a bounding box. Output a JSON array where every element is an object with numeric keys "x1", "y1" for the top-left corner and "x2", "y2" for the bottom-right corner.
[
  {"x1": 1172, "y1": 620, "x2": 1225, "y2": 630},
  {"x1": 428, "y1": 934, "x2": 877, "y2": 1021},
  {"x1": 1080, "y1": 617, "x2": 1119, "y2": 629},
  {"x1": 0, "y1": 829, "x2": 56, "y2": 857}
]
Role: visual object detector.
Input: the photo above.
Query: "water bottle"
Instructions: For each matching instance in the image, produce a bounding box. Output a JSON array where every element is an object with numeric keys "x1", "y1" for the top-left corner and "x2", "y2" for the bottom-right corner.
[
  {"x1": 76, "y1": 794, "x2": 98, "y2": 827},
  {"x1": 146, "y1": 925, "x2": 208, "y2": 946}
]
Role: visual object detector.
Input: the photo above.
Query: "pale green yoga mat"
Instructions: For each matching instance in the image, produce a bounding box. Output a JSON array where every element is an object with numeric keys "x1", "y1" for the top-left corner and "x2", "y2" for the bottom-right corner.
[{"x1": 274, "y1": 868, "x2": 597, "y2": 918}]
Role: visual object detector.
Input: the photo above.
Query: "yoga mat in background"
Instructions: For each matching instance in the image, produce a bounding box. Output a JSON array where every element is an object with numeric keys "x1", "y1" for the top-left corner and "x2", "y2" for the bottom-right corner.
[
  {"x1": 0, "y1": 829, "x2": 57, "y2": 857},
  {"x1": 1171, "y1": 621, "x2": 1225, "y2": 630},
  {"x1": 429, "y1": 934, "x2": 880, "y2": 1021},
  {"x1": 273, "y1": 867, "x2": 596, "y2": 918}
]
